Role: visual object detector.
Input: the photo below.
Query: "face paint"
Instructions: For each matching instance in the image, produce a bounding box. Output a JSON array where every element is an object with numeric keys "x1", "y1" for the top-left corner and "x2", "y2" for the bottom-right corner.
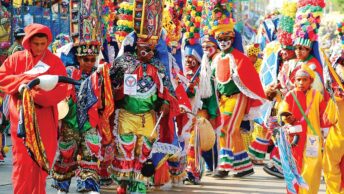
[
  {"x1": 202, "y1": 44, "x2": 217, "y2": 58},
  {"x1": 217, "y1": 39, "x2": 232, "y2": 51},
  {"x1": 185, "y1": 55, "x2": 199, "y2": 68}
]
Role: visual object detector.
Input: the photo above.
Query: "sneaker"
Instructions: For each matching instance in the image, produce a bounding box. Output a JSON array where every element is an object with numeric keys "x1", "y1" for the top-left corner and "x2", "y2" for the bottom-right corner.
[
  {"x1": 263, "y1": 164, "x2": 284, "y2": 179},
  {"x1": 212, "y1": 170, "x2": 229, "y2": 178},
  {"x1": 233, "y1": 169, "x2": 254, "y2": 178}
]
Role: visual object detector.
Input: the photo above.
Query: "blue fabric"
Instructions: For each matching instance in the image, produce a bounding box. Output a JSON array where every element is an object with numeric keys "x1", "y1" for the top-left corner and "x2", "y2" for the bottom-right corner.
[
  {"x1": 233, "y1": 29, "x2": 244, "y2": 53},
  {"x1": 277, "y1": 128, "x2": 308, "y2": 194},
  {"x1": 155, "y1": 33, "x2": 171, "y2": 82},
  {"x1": 77, "y1": 178, "x2": 100, "y2": 192},
  {"x1": 219, "y1": 148, "x2": 234, "y2": 158},
  {"x1": 184, "y1": 44, "x2": 203, "y2": 61},
  {"x1": 201, "y1": 140, "x2": 218, "y2": 171},
  {"x1": 77, "y1": 76, "x2": 98, "y2": 130},
  {"x1": 311, "y1": 41, "x2": 324, "y2": 69},
  {"x1": 53, "y1": 179, "x2": 71, "y2": 192}
]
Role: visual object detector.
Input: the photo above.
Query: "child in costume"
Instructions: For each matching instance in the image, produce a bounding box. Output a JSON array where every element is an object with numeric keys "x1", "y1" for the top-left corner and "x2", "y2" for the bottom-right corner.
[{"x1": 279, "y1": 65, "x2": 326, "y2": 194}]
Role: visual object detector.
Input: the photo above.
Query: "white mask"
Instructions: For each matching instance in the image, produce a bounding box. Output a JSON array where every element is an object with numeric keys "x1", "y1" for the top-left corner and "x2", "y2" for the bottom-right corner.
[{"x1": 217, "y1": 40, "x2": 232, "y2": 51}]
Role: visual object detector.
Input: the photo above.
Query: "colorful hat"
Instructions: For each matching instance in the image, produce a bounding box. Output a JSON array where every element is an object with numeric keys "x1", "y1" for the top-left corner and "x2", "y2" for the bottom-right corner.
[
  {"x1": 277, "y1": 1, "x2": 297, "y2": 50},
  {"x1": 293, "y1": 0, "x2": 325, "y2": 48},
  {"x1": 183, "y1": 0, "x2": 203, "y2": 46},
  {"x1": 163, "y1": 0, "x2": 184, "y2": 49},
  {"x1": 337, "y1": 21, "x2": 344, "y2": 46},
  {"x1": 115, "y1": 2, "x2": 134, "y2": 45},
  {"x1": 70, "y1": 0, "x2": 101, "y2": 56},
  {"x1": 132, "y1": 0, "x2": 164, "y2": 47},
  {"x1": 246, "y1": 43, "x2": 260, "y2": 57},
  {"x1": 101, "y1": 0, "x2": 117, "y2": 42},
  {"x1": 209, "y1": 0, "x2": 235, "y2": 37},
  {"x1": 295, "y1": 64, "x2": 315, "y2": 79}
]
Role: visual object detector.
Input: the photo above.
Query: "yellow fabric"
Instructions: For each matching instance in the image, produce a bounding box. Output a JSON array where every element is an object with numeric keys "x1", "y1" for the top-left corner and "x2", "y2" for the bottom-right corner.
[
  {"x1": 219, "y1": 93, "x2": 247, "y2": 153},
  {"x1": 252, "y1": 123, "x2": 267, "y2": 141},
  {"x1": 241, "y1": 132, "x2": 252, "y2": 151},
  {"x1": 279, "y1": 90, "x2": 324, "y2": 194},
  {"x1": 117, "y1": 109, "x2": 157, "y2": 139},
  {"x1": 0, "y1": 25, "x2": 9, "y2": 42},
  {"x1": 323, "y1": 98, "x2": 344, "y2": 194},
  {"x1": 213, "y1": 23, "x2": 235, "y2": 37}
]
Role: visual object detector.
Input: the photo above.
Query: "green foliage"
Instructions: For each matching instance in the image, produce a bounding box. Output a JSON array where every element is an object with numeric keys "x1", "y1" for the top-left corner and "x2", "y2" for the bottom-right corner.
[{"x1": 331, "y1": 0, "x2": 344, "y2": 12}]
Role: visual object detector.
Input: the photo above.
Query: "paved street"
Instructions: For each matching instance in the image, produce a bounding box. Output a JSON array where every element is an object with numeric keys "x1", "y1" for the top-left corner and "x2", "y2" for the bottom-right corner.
[{"x1": 0, "y1": 136, "x2": 326, "y2": 194}]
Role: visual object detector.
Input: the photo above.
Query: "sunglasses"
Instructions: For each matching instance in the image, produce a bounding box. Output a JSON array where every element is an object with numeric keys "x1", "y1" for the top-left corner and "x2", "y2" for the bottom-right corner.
[
  {"x1": 82, "y1": 57, "x2": 96, "y2": 63},
  {"x1": 217, "y1": 37, "x2": 232, "y2": 42}
]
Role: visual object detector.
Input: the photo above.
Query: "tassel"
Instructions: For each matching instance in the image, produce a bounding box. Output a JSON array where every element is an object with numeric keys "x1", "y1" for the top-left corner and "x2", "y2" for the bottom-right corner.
[
  {"x1": 154, "y1": 161, "x2": 170, "y2": 186},
  {"x1": 199, "y1": 53, "x2": 213, "y2": 98}
]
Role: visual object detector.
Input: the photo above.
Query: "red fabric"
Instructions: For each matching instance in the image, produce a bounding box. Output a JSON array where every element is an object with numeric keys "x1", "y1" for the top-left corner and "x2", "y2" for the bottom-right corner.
[
  {"x1": 22, "y1": 24, "x2": 53, "y2": 51},
  {"x1": 0, "y1": 24, "x2": 67, "y2": 194},
  {"x1": 231, "y1": 49, "x2": 267, "y2": 111},
  {"x1": 284, "y1": 89, "x2": 326, "y2": 169},
  {"x1": 341, "y1": 157, "x2": 344, "y2": 189}
]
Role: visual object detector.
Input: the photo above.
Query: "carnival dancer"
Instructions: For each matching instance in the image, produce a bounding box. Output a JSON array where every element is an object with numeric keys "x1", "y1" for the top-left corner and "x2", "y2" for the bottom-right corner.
[
  {"x1": 279, "y1": 64, "x2": 326, "y2": 194},
  {"x1": 109, "y1": 0, "x2": 179, "y2": 193},
  {"x1": 322, "y1": 22, "x2": 344, "y2": 194},
  {"x1": 249, "y1": 1, "x2": 297, "y2": 177},
  {"x1": 0, "y1": 23, "x2": 68, "y2": 194},
  {"x1": 209, "y1": 0, "x2": 267, "y2": 178},
  {"x1": 282, "y1": 0, "x2": 326, "y2": 94},
  {"x1": 51, "y1": 1, "x2": 114, "y2": 193}
]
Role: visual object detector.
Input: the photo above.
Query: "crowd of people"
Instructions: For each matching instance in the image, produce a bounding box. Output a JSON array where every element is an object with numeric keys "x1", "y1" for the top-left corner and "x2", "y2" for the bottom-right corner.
[{"x1": 0, "y1": 0, "x2": 344, "y2": 194}]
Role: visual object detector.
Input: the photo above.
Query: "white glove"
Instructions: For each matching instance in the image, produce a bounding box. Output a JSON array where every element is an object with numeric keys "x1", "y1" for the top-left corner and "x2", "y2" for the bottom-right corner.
[
  {"x1": 37, "y1": 75, "x2": 59, "y2": 91},
  {"x1": 18, "y1": 83, "x2": 27, "y2": 93},
  {"x1": 97, "y1": 64, "x2": 104, "y2": 73}
]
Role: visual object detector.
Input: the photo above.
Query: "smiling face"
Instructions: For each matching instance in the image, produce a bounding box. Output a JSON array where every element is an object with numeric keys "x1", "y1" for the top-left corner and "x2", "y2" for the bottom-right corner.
[{"x1": 295, "y1": 45, "x2": 311, "y2": 61}]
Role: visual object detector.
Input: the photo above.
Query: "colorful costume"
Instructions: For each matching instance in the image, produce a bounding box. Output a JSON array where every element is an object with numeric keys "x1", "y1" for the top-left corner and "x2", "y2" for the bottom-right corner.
[
  {"x1": 109, "y1": 1, "x2": 179, "y2": 193},
  {"x1": 323, "y1": 24, "x2": 344, "y2": 194},
  {"x1": 209, "y1": 0, "x2": 267, "y2": 177},
  {"x1": 0, "y1": 24, "x2": 68, "y2": 194},
  {"x1": 279, "y1": 65, "x2": 326, "y2": 194},
  {"x1": 52, "y1": 1, "x2": 114, "y2": 193}
]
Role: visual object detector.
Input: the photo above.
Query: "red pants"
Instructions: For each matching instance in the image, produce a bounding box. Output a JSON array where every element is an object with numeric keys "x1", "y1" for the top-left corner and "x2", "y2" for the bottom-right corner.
[{"x1": 11, "y1": 115, "x2": 57, "y2": 194}]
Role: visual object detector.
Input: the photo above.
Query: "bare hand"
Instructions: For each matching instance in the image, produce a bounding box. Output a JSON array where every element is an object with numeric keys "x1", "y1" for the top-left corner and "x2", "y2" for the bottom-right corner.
[{"x1": 160, "y1": 103, "x2": 170, "y2": 116}]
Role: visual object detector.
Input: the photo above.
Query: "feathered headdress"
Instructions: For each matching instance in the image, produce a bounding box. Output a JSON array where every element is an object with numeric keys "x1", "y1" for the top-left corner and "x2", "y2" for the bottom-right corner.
[
  {"x1": 115, "y1": 2, "x2": 134, "y2": 45},
  {"x1": 293, "y1": 0, "x2": 325, "y2": 48},
  {"x1": 209, "y1": 0, "x2": 235, "y2": 37},
  {"x1": 277, "y1": 1, "x2": 297, "y2": 50},
  {"x1": 101, "y1": 0, "x2": 117, "y2": 42},
  {"x1": 70, "y1": 0, "x2": 101, "y2": 56}
]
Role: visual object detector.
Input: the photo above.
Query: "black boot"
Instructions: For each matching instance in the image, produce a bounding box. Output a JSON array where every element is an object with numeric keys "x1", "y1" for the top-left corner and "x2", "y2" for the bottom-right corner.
[
  {"x1": 263, "y1": 164, "x2": 284, "y2": 179},
  {"x1": 233, "y1": 169, "x2": 254, "y2": 178},
  {"x1": 212, "y1": 170, "x2": 229, "y2": 178}
]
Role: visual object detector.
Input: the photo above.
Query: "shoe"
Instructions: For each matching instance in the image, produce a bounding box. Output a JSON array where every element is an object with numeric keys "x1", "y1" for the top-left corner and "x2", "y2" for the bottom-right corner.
[
  {"x1": 251, "y1": 159, "x2": 265, "y2": 166},
  {"x1": 205, "y1": 170, "x2": 213, "y2": 176},
  {"x1": 183, "y1": 177, "x2": 200, "y2": 185},
  {"x1": 263, "y1": 164, "x2": 284, "y2": 179},
  {"x1": 233, "y1": 169, "x2": 254, "y2": 178},
  {"x1": 212, "y1": 170, "x2": 229, "y2": 178}
]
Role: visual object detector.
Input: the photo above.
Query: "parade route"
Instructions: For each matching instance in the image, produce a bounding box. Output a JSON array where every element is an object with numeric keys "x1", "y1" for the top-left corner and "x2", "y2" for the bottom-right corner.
[{"x1": 0, "y1": 136, "x2": 327, "y2": 194}]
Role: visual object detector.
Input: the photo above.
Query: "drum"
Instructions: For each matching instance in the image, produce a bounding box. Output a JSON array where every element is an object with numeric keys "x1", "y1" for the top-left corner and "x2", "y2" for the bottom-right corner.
[{"x1": 196, "y1": 117, "x2": 215, "y2": 151}]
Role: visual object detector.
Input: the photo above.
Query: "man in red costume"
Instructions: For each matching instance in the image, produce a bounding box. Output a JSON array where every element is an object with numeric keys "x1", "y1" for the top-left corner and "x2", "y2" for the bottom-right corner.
[{"x1": 0, "y1": 23, "x2": 68, "y2": 194}]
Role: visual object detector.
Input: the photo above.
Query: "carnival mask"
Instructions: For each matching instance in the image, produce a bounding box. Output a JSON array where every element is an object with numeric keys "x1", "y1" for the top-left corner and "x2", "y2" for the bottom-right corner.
[
  {"x1": 216, "y1": 36, "x2": 232, "y2": 51},
  {"x1": 202, "y1": 43, "x2": 217, "y2": 58},
  {"x1": 137, "y1": 44, "x2": 154, "y2": 63},
  {"x1": 185, "y1": 55, "x2": 199, "y2": 68}
]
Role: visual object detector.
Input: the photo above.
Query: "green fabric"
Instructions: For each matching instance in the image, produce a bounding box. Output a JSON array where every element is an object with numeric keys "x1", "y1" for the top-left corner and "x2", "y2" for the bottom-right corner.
[
  {"x1": 58, "y1": 140, "x2": 75, "y2": 150},
  {"x1": 202, "y1": 80, "x2": 219, "y2": 119},
  {"x1": 7, "y1": 42, "x2": 24, "y2": 55},
  {"x1": 217, "y1": 80, "x2": 241, "y2": 96},
  {"x1": 121, "y1": 94, "x2": 158, "y2": 114},
  {"x1": 128, "y1": 181, "x2": 146, "y2": 193},
  {"x1": 248, "y1": 147, "x2": 266, "y2": 159},
  {"x1": 233, "y1": 158, "x2": 251, "y2": 167},
  {"x1": 120, "y1": 134, "x2": 135, "y2": 143},
  {"x1": 290, "y1": 92, "x2": 317, "y2": 135},
  {"x1": 62, "y1": 99, "x2": 92, "y2": 132}
]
